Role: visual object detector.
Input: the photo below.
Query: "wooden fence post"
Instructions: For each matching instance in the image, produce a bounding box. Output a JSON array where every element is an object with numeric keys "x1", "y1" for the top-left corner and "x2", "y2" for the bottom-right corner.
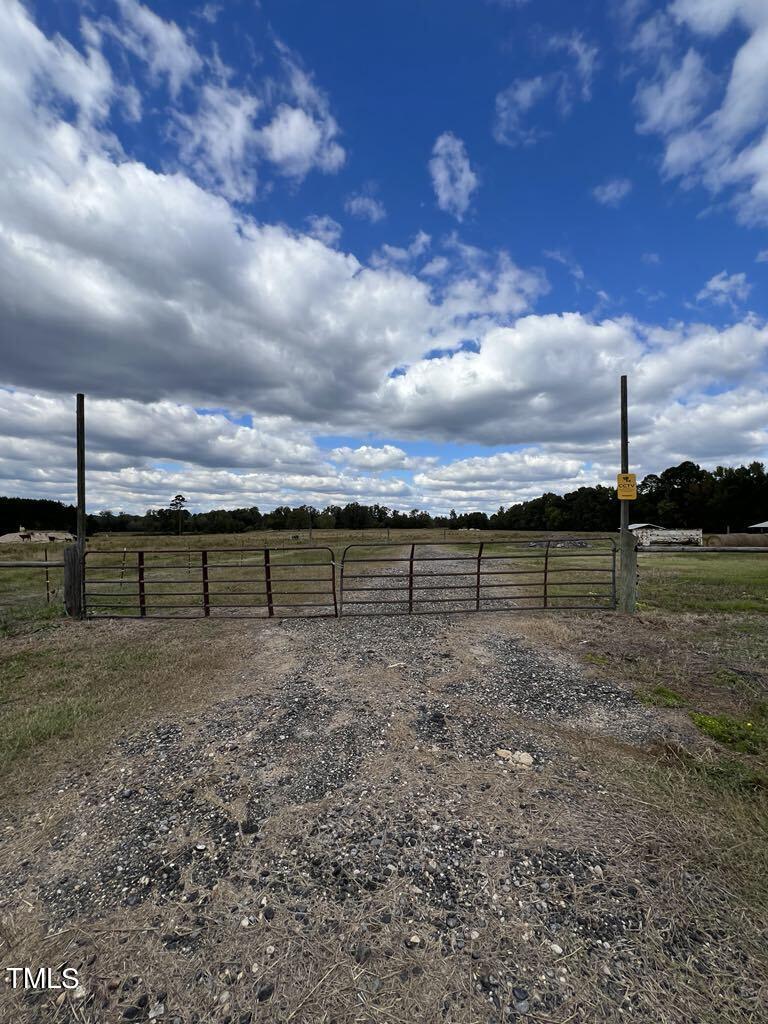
[
  {"x1": 619, "y1": 531, "x2": 637, "y2": 614},
  {"x1": 64, "y1": 544, "x2": 83, "y2": 618},
  {"x1": 618, "y1": 376, "x2": 637, "y2": 614}
]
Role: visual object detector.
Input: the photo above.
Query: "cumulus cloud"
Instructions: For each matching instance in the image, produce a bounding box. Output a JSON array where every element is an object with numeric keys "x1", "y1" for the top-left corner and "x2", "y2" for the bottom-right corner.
[
  {"x1": 0, "y1": 0, "x2": 766, "y2": 514},
  {"x1": 592, "y1": 178, "x2": 633, "y2": 206},
  {"x1": 305, "y1": 214, "x2": 342, "y2": 246},
  {"x1": 345, "y1": 193, "x2": 386, "y2": 222},
  {"x1": 371, "y1": 231, "x2": 431, "y2": 268},
  {"x1": 696, "y1": 270, "x2": 752, "y2": 308},
  {"x1": 330, "y1": 445, "x2": 410, "y2": 471},
  {"x1": 429, "y1": 132, "x2": 479, "y2": 221}
]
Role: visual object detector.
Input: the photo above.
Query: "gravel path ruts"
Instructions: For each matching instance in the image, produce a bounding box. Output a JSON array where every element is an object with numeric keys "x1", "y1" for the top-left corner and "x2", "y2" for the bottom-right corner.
[{"x1": 0, "y1": 611, "x2": 762, "y2": 1024}]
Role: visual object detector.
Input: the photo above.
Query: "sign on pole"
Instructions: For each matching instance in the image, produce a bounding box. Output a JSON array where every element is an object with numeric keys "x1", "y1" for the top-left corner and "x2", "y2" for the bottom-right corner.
[{"x1": 616, "y1": 472, "x2": 637, "y2": 501}]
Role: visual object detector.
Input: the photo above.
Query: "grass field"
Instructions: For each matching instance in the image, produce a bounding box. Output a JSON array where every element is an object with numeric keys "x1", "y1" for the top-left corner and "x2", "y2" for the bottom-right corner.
[{"x1": 637, "y1": 550, "x2": 768, "y2": 612}]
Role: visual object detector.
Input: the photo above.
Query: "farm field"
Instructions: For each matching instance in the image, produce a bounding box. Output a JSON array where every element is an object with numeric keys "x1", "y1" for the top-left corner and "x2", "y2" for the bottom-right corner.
[
  {"x1": 2, "y1": 529, "x2": 768, "y2": 624},
  {"x1": 0, "y1": 533, "x2": 766, "y2": 1023}
]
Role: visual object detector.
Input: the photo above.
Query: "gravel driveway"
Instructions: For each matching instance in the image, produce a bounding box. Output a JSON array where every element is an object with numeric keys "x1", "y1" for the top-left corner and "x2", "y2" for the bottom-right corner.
[{"x1": 0, "y1": 610, "x2": 762, "y2": 1023}]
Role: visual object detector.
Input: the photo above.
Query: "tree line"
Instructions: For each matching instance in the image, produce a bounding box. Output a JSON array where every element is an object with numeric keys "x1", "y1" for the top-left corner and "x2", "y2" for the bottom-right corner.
[{"x1": 1, "y1": 460, "x2": 765, "y2": 537}]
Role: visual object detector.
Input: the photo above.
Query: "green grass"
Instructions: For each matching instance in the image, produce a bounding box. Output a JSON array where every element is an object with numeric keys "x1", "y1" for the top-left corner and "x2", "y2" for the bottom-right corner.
[
  {"x1": 0, "y1": 637, "x2": 192, "y2": 776},
  {"x1": 693, "y1": 757, "x2": 768, "y2": 795},
  {"x1": 584, "y1": 652, "x2": 610, "y2": 666},
  {"x1": 690, "y1": 707, "x2": 768, "y2": 755},
  {"x1": 637, "y1": 552, "x2": 768, "y2": 613},
  {"x1": 639, "y1": 685, "x2": 685, "y2": 708}
]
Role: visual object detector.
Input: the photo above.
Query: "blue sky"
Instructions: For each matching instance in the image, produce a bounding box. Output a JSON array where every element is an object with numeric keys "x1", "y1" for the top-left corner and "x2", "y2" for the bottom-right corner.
[{"x1": 0, "y1": 0, "x2": 766, "y2": 514}]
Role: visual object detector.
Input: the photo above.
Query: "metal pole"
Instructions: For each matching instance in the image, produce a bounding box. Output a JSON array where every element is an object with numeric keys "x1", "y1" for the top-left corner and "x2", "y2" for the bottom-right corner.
[
  {"x1": 137, "y1": 551, "x2": 146, "y2": 617},
  {"x1": 264, "y1": 548, "x2": 274, "y2": 617},
  {"x1": 76, "y1": 394, "x2": 86, "y2": 554},
  {"x1": 201, "y1": 550, "x2": 210, "y2": 617},
  {"x1": 408, "y1": 543, "x2": 415, "y2": 613},
  {"x1": 618, "y1": 375, "x2": 637, "y2": 613}
]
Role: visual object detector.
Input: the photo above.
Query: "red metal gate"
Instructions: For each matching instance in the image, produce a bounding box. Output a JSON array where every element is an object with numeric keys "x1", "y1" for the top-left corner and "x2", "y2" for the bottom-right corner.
[
  {"x1": 339, "y1": 539, "x2": 617, "y2": 616},
  {"x1": 83, "y1": 539, "x2": 616, "y2": 619}
]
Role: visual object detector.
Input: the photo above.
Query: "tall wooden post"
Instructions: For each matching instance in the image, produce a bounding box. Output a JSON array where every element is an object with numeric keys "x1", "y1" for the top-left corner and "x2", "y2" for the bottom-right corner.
[
  {"x1": 65, "y1": 393, "x2": 86, "y2": 618},
  {"x1": 76, "y1": 393, "x2": 86, "y2": 554},
  {"x1": 618, "y1": 376, "x2": 637, "y2": 613}
]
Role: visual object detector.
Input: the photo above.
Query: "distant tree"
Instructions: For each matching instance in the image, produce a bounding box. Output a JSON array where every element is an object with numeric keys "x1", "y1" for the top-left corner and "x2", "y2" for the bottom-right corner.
[{"x1": 169, "y1": 494, "x2": 187, "y2": 535}]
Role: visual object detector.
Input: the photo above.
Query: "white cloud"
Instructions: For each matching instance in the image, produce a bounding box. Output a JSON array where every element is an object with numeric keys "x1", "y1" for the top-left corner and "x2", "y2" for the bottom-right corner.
[
  {"x1": 257, "y1": 103, "x2": 344, "y2": 179},
  {"x1": 494, "y1": 34, "x2": 598, "y2": 147},
  {"x1": 330, "y1": 445, "x2": 410, "y2": 471},
  {"x1": 196, "y1": 4, "x2": 222, "y2": 24},
  {"x1": 546, "y1": 32, "x2": 599, "y2": 105},
  {"x1": 696, "y1": 270, "x2": 752, "y2": 308},
  {"x1": 175, "y1": 83, "x2": 261, "y2": 201},
  {"x1": 345, "y1": 194, "x2": 386, "y2": 222},
  {"x1": 106, "y1": 0, "x2": 202, "y2": 98},
  {"x1": 420, "y1": 256, "x2": 450, "y2": 278},
  {"x1": 592, "y1": 178, "x2": 633, "y2": 206},
  {"x1": 429, "y1": 132, "x2": 479, "y2": 221},
  {"x1": 372, "y1": 231, "x2": 431, "y2": 268},
  {"x1": 635, "y1": 49, "x2": 712, "y2": 134},
  {"x1": 642, "y1": 252, "x2": 661, "y2": 264},
  {"x1": 0, "y1": 0, "x2": 766, "y2": 514},
  {"x1": 632, "y1": 1, "x2": 768, "y2": 225},
  {"x1": 757, "y1": 249, "x2": 768, "y2": 262},
  {"x1": 305, "y1": 215, "x2": 342, "y2": 246},
  {"x1": 100, "y1": 10, "x2": 344, "y2": 198},
  {"x1": 493, "y1": 77, "x2": 551, "y2": 146}
]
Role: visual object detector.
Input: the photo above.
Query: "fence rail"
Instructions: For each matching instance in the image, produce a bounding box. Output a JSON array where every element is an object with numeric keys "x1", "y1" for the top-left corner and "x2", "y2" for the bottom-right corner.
[
  {"x1": 0, "y1": 551, "x2": 64, "y2": 608},
  {"x1": 80, "y1": 540, "x2": 618, "y2": 619},
  {"x1": 83, "y1": 547, "x2": 337, "y2": 619},
  {"x1": 339, "y1": 539, "x2": 617, "y2": 616}
]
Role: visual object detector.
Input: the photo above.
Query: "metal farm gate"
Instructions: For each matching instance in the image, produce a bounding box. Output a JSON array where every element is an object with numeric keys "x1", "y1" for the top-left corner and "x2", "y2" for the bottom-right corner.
[
  {"x1": 83, "y1": 547, "x2": 337, "y2": 619},
  {"x1": 82, "y1": 538, "x2": 616, "y2": 619}
]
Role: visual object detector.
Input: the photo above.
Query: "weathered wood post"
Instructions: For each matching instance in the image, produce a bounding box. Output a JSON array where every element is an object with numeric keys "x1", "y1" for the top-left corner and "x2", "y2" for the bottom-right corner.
[
  {"x1": 618, "y1": 376, "x2": 637, "y2": 613},
  {"x1": 64, "y1": 393, "x2": 86, "y2": 618},
  {"x1": 64, "y1": 545, "x2": 82, "y2": 618}
]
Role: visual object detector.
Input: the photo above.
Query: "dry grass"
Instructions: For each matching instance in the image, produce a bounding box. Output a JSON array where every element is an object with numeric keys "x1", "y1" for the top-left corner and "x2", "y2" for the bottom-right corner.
[{"x1": 0, "y1": 618, "x2": 288, "y2": 801}]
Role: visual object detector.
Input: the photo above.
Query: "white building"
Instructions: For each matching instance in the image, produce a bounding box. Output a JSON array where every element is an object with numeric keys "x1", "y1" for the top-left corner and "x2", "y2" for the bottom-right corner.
[{"x1": 628, "y1": 523, "x2": 703, "y2": 547}]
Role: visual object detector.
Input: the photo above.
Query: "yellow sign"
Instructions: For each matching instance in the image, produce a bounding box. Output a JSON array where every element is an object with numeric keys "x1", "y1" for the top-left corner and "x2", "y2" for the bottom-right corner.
[{"x1": 617, "y1": 472, "x2": 637, "y2": 500}]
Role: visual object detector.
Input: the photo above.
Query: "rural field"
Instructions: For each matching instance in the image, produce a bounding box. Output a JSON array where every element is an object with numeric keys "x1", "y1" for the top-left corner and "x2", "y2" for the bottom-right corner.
[{"x1": 0, "y1": 533, "x2": 767, "y2": 1023}]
